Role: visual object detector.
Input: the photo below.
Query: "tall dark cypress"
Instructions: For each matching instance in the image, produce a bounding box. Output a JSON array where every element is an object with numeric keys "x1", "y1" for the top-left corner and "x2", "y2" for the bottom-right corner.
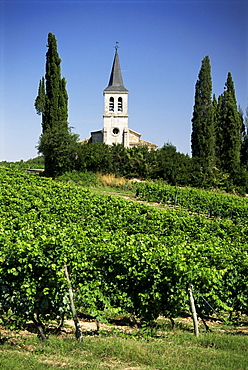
[
  {"x1": 216, "y1": 73, "x2": 242, "y2": 173},
  {"x1": 34, "y1": 76, "x2": 46, "y2": 119},
  {"x1": 191, "y1": 56, "x2": 215, "y2": 168},
  {"x1": 214, "y1": 94, "x2": 225, "y2": 169},
  {"x1": 35, "y1": 33, "x2": 77, "y2": 177},
  {"x1": 43, "y1": 33, "x2": 68, "y2": 132},
  {"x1": 241, "y1": 107, "x2": 248, "y2": 168}
]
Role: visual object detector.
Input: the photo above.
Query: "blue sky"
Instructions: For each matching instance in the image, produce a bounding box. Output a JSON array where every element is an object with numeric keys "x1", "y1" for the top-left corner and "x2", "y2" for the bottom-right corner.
[{"x1": 0, "y1": 0, "x2": 247, "y2": 161}]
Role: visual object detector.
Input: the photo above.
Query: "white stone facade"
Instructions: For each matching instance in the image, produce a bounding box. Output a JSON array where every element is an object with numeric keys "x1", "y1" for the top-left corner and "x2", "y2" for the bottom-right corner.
[{"x1": 102, "y1": 91, "x2": 129, "y2": 147}]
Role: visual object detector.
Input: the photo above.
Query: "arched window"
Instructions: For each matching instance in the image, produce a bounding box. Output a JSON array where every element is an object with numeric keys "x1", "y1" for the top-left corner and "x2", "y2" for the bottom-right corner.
[
  {"x1": 118, "y1": 97, "x2": 123, "y2": 111},
  {"x1": 109, "y1": 97, "x2": 114, "y2": 111}
]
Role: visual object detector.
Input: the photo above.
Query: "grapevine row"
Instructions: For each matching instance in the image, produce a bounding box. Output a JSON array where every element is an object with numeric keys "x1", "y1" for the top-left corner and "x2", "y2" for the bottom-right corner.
[{"x1": 135, "y1": 182, "x2": 248, "y2": 224}]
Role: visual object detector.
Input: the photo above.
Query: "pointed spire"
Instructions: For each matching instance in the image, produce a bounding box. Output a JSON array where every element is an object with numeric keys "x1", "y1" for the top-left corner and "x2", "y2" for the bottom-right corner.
[{"x1": 104, "y1": 46, "x2": 128, "y2": 92}]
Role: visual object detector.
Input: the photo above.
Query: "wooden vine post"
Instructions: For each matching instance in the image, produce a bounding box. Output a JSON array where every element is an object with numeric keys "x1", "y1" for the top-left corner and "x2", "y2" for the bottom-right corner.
[
  {"x1": 187, "y1": 284, "x2": 199, "y2": 337},
  {"x1": 64, "y1": 265, "x2": 83, "y2": 341}
]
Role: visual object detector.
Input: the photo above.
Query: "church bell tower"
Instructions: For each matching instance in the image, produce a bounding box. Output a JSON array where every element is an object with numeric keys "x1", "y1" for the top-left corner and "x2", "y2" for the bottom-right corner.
[{"x1": 103, "y1": 44, "x2": 129, "y2": 147}]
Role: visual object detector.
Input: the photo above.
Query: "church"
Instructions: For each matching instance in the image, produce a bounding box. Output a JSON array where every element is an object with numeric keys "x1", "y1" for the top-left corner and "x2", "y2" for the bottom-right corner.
[{"x1": 83, "y1": 46, "x2": 157, "y2": 149}]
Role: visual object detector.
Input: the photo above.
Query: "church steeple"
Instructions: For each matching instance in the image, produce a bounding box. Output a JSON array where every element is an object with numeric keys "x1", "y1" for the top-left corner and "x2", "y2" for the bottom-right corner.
[
  {"x1": 104, "y1": 46, "x2": 128, "y2": 92},
  {"x1": 87, "y1": 45, "x2": 157, "y2": 150},
  {"x1": 102, "y1": 45, "x2": 129, "y2": 147}
]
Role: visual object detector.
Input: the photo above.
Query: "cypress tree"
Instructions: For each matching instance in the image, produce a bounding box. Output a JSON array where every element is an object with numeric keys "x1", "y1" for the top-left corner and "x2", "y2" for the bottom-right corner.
[
  {"x1": 239, "y1": 105, "x2": 246, "y2": 143},
  {"x1": 216, "y1": 72, "x2": 242, "y2": 173},
  {"x1": 43, "y1": 33, "x2": 68, "y2": 132},
  {"x1": 191, "y1": 56, "x2": 215, "y2": 168},
  {"x1": 35, "y1": 33, "x2": 78, "y2": 177},
  {"x1": 34, "y1": 76, "x2": 46, "y2": 119},
  {"x1": 214, "y1": 94, "x2": 225, "y2": 169},
  {"x1": 241, "y1": 107, "x2": 248, "y2": 168}
]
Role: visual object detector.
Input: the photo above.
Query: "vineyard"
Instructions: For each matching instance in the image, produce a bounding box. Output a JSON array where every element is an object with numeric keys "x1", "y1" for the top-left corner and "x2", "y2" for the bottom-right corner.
[
  {"x1": 0, "y1": 167, "x2": 248, "y2": 338},
  {"x1": 135, "y1": 182, "x2": 248, "y2": 224}
]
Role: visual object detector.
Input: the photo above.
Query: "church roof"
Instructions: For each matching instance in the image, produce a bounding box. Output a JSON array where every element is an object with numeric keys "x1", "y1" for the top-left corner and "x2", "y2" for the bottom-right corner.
[{"x1": 104, "y1": 48, "x2": 128, "y2": 92}]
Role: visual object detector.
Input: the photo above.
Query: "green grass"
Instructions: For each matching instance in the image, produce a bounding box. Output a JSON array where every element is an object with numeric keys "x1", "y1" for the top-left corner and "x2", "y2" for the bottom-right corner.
[{"x1": 0, "y1": 324, "x2": 248, "y2": 370}]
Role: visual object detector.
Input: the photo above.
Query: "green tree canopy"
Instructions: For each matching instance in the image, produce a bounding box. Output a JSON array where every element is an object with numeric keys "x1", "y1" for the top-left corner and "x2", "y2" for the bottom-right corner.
[
  {"x1": 191, "y1": 56, "x2": 215, "y2": 168},
  {"x1": 35, "y1": 33, "x2": 79, "y2": 177},
  {"x1": 215, "y1": 72, "x2": 242, "y2": 173}
]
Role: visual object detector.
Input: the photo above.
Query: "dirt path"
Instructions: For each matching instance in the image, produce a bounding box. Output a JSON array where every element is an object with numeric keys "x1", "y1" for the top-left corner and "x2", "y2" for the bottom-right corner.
[{"x1": 90, "y1": 187, "x2": 167, "y2": 211}]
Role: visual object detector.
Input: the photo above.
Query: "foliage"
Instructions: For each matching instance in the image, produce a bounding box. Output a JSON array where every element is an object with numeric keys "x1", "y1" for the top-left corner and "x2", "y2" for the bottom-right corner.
[
  {"x1": 135, "y1": 181, "x2": 248, "y2": 224},
  {"x1": 35, "y1": 33, "x2": 78, "y2": 178},
  {"x1": 56, "y1": 170, "x2": 100, "y2": 187},
  {"x1": 215, "y1": 72, "x2": 242, "y2": 173},
  {"x1": 191, "y1": 56, "x2": 215, "y2": 168},
  {"x1": 155, "y1": 143, "x2": 191, "y2": 185},
  {"x1": 0, "y1": 167, "x2": 248, "y2": 334},
  {"x1": 0, "y1": 156, "x2": 44, "y2": 170},
  {"x1": 240, "y1": 107, "x2": 248, "y2": 171},
  {"x1": 37, "y1": 126, "x2": 80, "y2": 178},
  {"x1": 76, "y1": 142, "x2": 247, "y2": 193},
  {"x1": 190, "y1": 58, "x2": 246, "y2": 189},
  {"x1": 76, "y1": 143, "x2": 113, "y2": 174},
  {"x1": 78, "y1": 142, "x2": 191, "y2": 184},
  {"x1": 34, "y1": 76, "x2": 45, "y2": 117}
]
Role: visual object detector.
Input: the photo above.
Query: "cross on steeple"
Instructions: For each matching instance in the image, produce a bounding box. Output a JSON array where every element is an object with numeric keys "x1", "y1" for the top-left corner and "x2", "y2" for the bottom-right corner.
[{"x1": 104, "y1": 43, "x2": 128, "y2": 92}]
